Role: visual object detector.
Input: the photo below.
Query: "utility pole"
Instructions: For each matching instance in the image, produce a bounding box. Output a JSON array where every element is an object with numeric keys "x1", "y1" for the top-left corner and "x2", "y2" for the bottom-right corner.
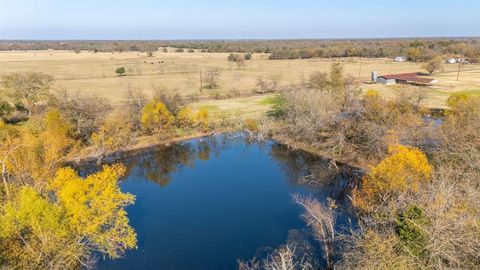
[
  {"x1": 456, "y1": 63, "x2": 462, "y2": 81},
  {"x1": 199, "y1": 69, "x2": 203, "y2": 94},
  {"x1": 358, "y1": 60, "x2": 362, "y2": 78}
]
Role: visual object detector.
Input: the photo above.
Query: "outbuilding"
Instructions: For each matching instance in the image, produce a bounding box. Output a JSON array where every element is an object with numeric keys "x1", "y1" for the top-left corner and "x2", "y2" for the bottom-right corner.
[
  {"x1": 447, "y1": 58, "x2": 457, "y2": 64},
  {"x1": 377, "y1": 76, "x2": 396, "y2": 85},
  {"x1": 375, "y1": 73, "x2": 437, "y2": 86}
]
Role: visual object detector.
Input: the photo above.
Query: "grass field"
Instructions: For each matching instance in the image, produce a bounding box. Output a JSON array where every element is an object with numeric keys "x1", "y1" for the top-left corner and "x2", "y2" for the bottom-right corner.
[{"x1": 1, "y1": 50, "x2": 480, "y2": 110}]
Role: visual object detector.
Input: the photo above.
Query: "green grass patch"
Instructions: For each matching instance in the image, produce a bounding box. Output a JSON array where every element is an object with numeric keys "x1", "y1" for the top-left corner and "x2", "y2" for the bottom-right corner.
[
  {"x1": 463, "y1": 89, "x2": 480, "y2": 95},
  {"x1": 197, "y1": 105, "x2": 219, "y2": 111},
  {"x1": 447, "y1": 89, "x2": 480, "y2": 97},
  {"x1": 257, "y1": 95, "x2": 279, "y2": 105}
]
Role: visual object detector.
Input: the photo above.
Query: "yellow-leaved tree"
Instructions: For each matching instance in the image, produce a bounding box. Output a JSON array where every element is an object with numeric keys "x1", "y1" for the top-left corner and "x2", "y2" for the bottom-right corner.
[
  {"x1": 0, "y1": 164, "x2": 137, "y2": 269},
  {"x1": 353, "y1": 144, "x2": 432, "y2": 211},
  {"x1": 195, "y1": 107, "x2": 209, "y2": 131},
  {"x1": 176, "y1": 106, "x2": 195, "y2": 129},
  {"x1": 5, "y1": 109, "x2": 76, "y2": 189},
  {"x1": 91, "y1": 114, "x2": 133, "y2": 155},
  {"x1": 0, "y1": 186, "x2": 79, "y2": 269},
  {"x1": 140, "y1": 99, "x2": 174, "y2": 135},
  {"x1": 49, "y1": 164, "x2": 136, "y2": 258}
]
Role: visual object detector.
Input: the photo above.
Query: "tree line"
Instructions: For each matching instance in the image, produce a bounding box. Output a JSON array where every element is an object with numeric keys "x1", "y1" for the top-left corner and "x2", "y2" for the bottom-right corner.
[{"x1": 2, "y1": 38, "x2": 480, "y2": 62}]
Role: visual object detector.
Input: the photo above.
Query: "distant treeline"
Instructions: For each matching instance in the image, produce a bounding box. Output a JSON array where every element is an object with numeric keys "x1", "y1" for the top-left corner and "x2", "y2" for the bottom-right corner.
[{"x1": 1, "y1": 38, "x2": 480, "y2": 61}]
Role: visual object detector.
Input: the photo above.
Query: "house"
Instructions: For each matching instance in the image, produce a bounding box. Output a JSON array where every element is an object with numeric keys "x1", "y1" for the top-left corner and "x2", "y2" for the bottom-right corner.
[
  {"x1": 447, "y1": 58, "x2": 468, "y2": 64},
  {"x1": 376, "y1": 73, "x2": 437, "y2": 86},
  {"x1": 447, "y1": 58, "x2": 457, "y2": 64},
  {"x1": 394, "y1": 56, "x2": 406, "y2": 62}
]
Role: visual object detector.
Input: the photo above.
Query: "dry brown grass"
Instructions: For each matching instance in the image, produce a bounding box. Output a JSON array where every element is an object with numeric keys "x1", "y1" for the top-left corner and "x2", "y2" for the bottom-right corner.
[{"x1": 1, "y1": 50, "x2": 479, "y2": 109}]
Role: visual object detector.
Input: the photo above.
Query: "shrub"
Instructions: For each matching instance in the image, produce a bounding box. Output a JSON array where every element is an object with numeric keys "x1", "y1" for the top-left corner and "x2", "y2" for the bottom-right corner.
[
  {"x1": 353, "y1": 144, "x2": 433, "y2": 211},
  {"x1": 195, "y1": 108, "x2": 209, "y2": 130},
  {"x1": 0, "y1": 101, "x2": 13, "y2": 117},
  {"x1": 243, "y1": 118, "x2": 259, "y2": 132},
  {"x1": 447, "y1": 92, "x2": 472, "y2": 108},
  {"x1": 308, "y1": 71, "x2": 329, "y2": 91},
  {"x1": 227, "y1": 53, "x2": 245, "y2": 63},
  {"x1": 267, "y1": 95, "x2": 287, "y2": 118},
  {"x1": 396, "y1": 205, "x2": 430, "y2": 258},
  {"x1": 446, "y1": 93, "x2": 480, "y2": 122}
]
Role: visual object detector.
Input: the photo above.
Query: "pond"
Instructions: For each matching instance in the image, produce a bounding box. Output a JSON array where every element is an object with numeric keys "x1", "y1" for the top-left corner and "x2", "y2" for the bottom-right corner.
[{"x1": 84, "y1": 135, "x2": 358, "y2": 270}]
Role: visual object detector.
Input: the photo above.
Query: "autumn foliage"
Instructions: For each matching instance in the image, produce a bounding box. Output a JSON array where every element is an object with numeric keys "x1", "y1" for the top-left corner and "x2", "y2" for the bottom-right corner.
[
  {"x1": 0, "y1": 165, "x2": 136, "y2": 269},
  {"x1": 353, "y1": 144, "x2": 432, "y2": 211},
  {"x1": 176, "y1": 106, "x2": 195, "y2": 128},
  {"x1": 4, "y1": 109, "x2": 75, "y2": 188},
  {"x1": 195, "y1": 107, "x2": 209, "y2": 131},
  {"x1": 141, "y1": 99, "x2": 175, "y2": 135},
  {"x1": 91, "y1": 114, "x2": 133, "y2": 154}
]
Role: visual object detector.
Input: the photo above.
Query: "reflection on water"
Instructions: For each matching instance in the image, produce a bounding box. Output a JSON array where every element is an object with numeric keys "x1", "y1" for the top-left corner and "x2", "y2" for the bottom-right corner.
[
  {"x1": 81, "y1": 134, "x2": 359, "y2": 270},
  {"x1": 270, "y1": 143, "x2": 361, "y2": 204}
]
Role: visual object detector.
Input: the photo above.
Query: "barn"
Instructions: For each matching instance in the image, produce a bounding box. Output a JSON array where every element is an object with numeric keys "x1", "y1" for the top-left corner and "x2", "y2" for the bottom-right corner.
[
  {"x1": 376, "y1": 73, "x2": 437, "y2": 86},
  {"x1": 377, "y1": 76, "x2": 396, "y2": 85}
]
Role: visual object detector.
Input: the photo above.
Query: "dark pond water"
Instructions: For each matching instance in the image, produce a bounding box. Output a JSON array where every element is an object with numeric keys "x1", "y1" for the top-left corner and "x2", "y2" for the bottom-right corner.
[{"x1": 87, "y1": 135, "x2": 358, "y2": 270}]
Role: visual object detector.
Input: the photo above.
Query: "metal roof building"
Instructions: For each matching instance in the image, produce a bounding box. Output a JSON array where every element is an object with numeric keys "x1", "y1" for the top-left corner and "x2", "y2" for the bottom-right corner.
[{"x1": 376, "y1": 73, "x2": 437, "y2": 86}]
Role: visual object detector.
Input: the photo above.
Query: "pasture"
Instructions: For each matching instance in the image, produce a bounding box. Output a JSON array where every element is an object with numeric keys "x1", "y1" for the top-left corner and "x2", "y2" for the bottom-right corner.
[{"x1": 1, "y1": 50, "x2": 480, "y2": 109}]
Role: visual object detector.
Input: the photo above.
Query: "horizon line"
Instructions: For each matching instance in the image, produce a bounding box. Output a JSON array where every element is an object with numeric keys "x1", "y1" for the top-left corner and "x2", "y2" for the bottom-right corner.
[{"x1": 1, "y1": 36, "x2": 480, "y2": 42}]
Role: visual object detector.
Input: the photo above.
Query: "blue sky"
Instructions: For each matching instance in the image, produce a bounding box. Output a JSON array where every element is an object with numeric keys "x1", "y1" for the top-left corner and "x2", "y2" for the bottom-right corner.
[{"x1": 0, "y1": 0, "x2": 479, "y2": 39}]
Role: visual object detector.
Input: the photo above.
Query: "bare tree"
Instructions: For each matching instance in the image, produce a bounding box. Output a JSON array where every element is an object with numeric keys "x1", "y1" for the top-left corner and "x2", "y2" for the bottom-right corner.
[
  {"x1": 1, "y1": 72, "x2": 53, "y2": 117},
  {"x1": 256, "y1": 75, "x2": 281, "y2": 94},
  {"x1": 264, "y1": 245, "x2": 297, "y2": 270},
  {"x1": 125, "y1": 87, "x2": 148, "y2": 130},
  {"x1": 294, "y1": 195, "x2": 336, "y2": 270},
  {"x1": 238, "y1": 244, "x2": 312, "y2": 270},
  {"x1": 51, "y1": 90, "x2": 111, "y2": 141},
  {"x1": 423, "y1": 56, "x2": 443, "y2": 75},
  {"x1": 243, "y1": 117, "x2": 271, "y2": 142},
  {"x1": 205, "y1": 68, "x2": 221, "y2": 90},
  {"x1": 238, "y1": 258, "x2": 261, "y2": 270}
]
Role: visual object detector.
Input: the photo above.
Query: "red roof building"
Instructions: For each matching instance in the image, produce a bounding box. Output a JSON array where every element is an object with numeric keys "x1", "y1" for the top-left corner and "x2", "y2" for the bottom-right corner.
[{"x1": 377, "y1": 73, "x2": 437, "y2": 86}]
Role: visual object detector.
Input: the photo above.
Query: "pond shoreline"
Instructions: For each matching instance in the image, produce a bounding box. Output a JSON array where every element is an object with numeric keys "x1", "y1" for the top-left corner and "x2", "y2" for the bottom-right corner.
[
  {"x1": 67, "y1": 129, "x2": 368, "y2": 172},
  {"x1": 68, "y1": 131, "x2": 217, "y2": 165},
  {"x1": 69, "y1": 131, "x2": 366, "y2": 170},
  {"x1": 271, "y1": 135, "x2": 368, "y2": 171}
]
